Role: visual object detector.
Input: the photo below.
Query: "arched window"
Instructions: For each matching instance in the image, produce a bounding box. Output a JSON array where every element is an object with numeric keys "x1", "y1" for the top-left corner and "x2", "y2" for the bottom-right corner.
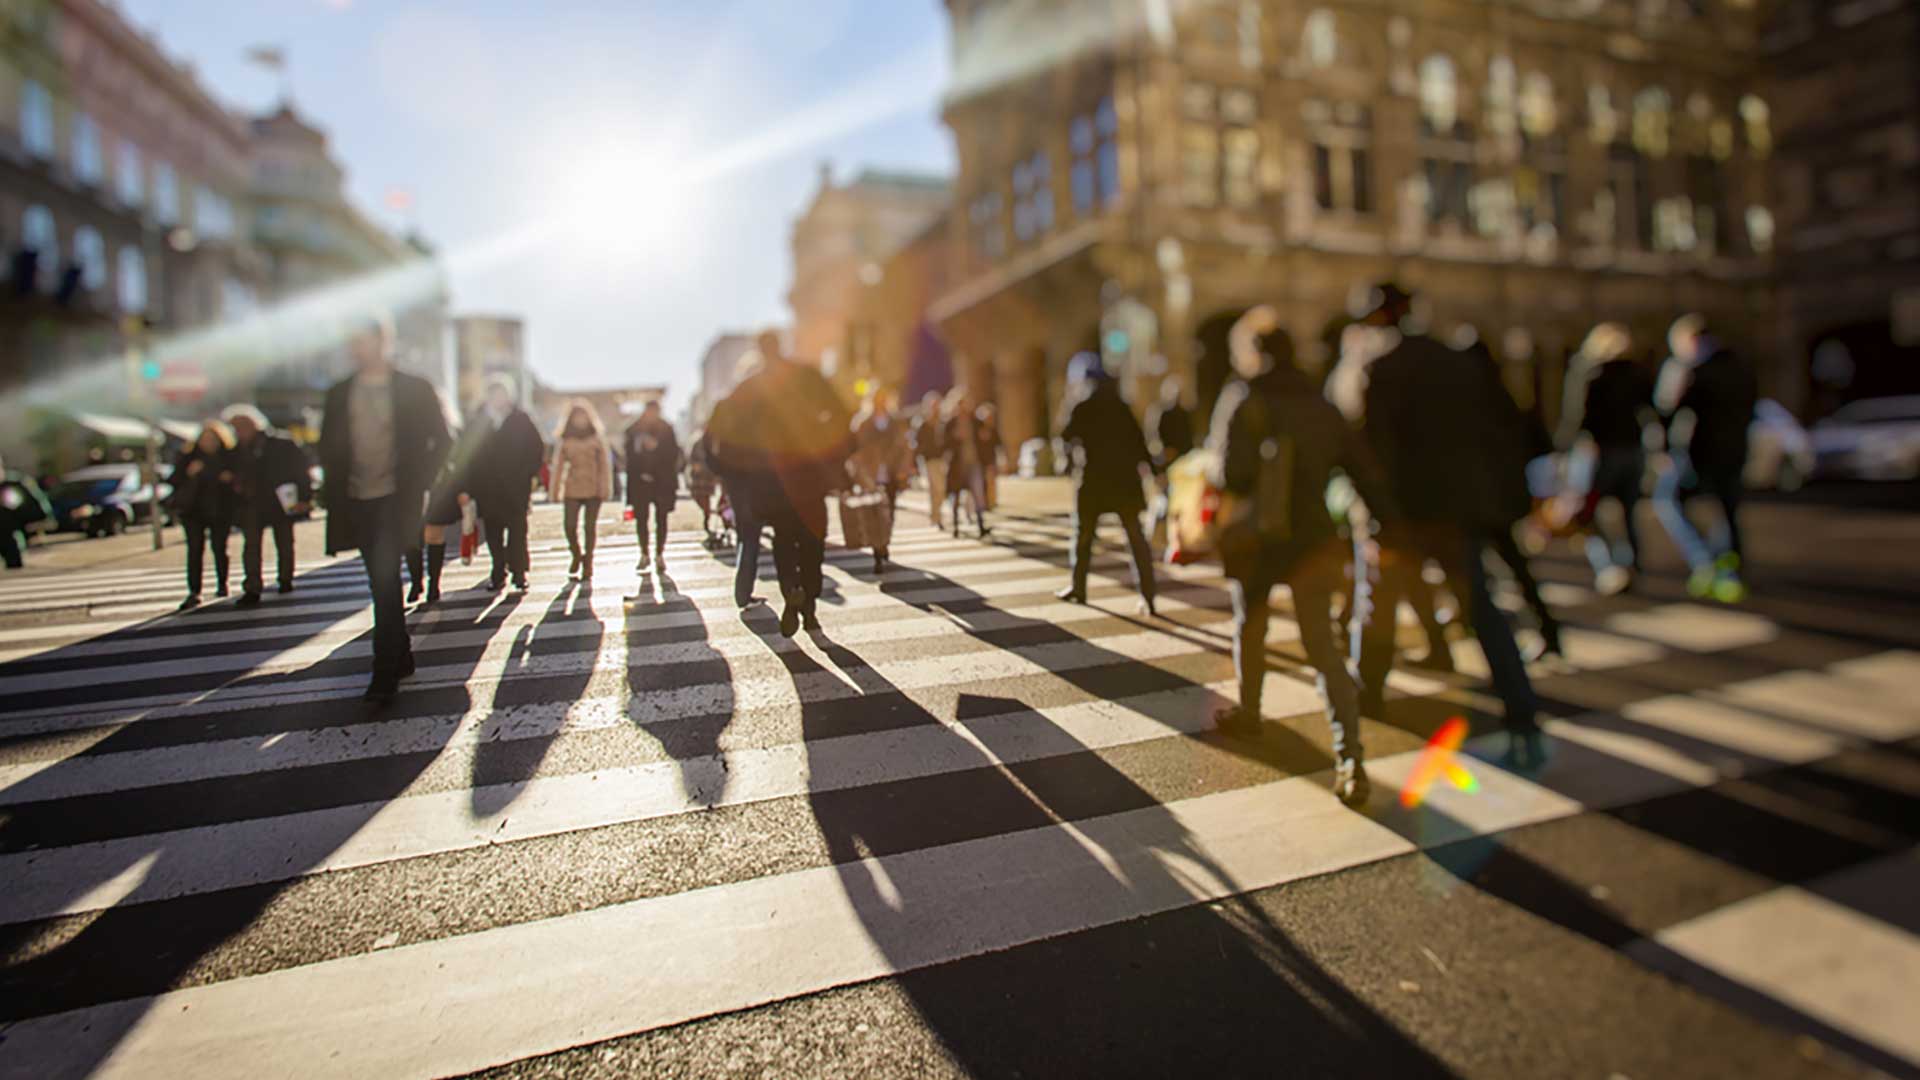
[
  {"x1": 1303, "y1": 9, "x2": 1337, "y2": 69},
  {"x1": 1632, "y1": 87, "x2": 1671, "y2": 158},
  {"x1": 116, "y1": 245, "x2": 148, "y2": 312},
  {"x1": 73, "y1": 226, "x2": 106, "y2": 292},
  {"x1": 1520, "y1": 73, "x2": 1558, "y2": 139},
  {"x1": 1739, "y1": 94, "x2": 1771, "y2": 157},
  {"x1": 116, "y1": 139, "x2": 144, "y2": 207},
  {"x1": 20, "y1": 80, "x2": 54, "y2": 159},
  {"x1": 21, "y1": 205, "x2": 57, "y2": 288},
  {"x1": 73, "y1": 113, "x2": 104, "y2": 185},
  {"x1": 1486, "y1": 57, "x2": 1517, "y2": 136},
  {"x1": 1419, "y1": 55, "x2": 1458, "y2": 134}
]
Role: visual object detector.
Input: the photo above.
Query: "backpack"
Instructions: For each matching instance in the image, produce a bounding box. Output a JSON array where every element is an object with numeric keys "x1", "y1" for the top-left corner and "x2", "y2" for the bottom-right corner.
[{"x1": 1238, "y1": 390, "x2": 1296, "y2": 545}]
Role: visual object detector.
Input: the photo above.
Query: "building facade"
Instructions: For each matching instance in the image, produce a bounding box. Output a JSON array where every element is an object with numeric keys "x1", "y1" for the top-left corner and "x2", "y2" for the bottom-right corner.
[
  {"x1": 1762, "y1": 0, "x2": 1920, "y2": 412},
  {"x1": 688, "y1": 331, "x2": 757, "y2": 430},
  {"x1": 845, "y1": 209, "x2": 958, "y2": 403},
  {"x1": 451, "y1": 314, "x2": 527, "y2": 418},
  {"x1": 933, "y1": 0, "x2": 1780, "y2": 454},
  {"x1": 787, "y1": 162, "x2": 951, "y2": 383}
]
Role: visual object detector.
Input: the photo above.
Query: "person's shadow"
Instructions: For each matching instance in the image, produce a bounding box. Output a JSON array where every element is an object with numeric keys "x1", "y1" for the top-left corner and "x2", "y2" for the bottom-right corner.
[
  {"x1": 626, "y1": 567, "x2": 735, "y2": 807},
  {"x1": 469, "y1": 582, "x2": 597, "y2": 816},
  {"x1": 0, "y1": 562, "x2": 504, "y2": 1075}
]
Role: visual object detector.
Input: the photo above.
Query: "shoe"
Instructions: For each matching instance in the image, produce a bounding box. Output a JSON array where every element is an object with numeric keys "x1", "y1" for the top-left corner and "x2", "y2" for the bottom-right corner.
[
  {"x1": 872, "y1": 553, "x2": 885, "y2": 574},
  {"x1": 802, "y1": 598, "x2": 822, "y2": 633},
  {"x1": 215, "y1": 584, "x2": 229, "y2": 599},
  {"x1": 978, "y1": 524, "x2": 991, "y2": 539},
  {"x1": 278, "y1": 582, "x2": 294, "y2": 595},
  {"x1": 407, "y1": 582, "x2": 424, "y2": 605},
  {"x1": 425, "y1": 585, "x2": 441, "y2": 605},
  {"x1": 568, "y1": 553, "x2": 582, "y2": 578},
  {"x1": 1502, "y1": 730, "x2": 1550, "y2": 772},
  {"x1": 1710, "y1": 573, "x2": 1748, "y2": 604},
  {"x1": 513, "y1": 577, "x2": 530, "y2": 592},
  {"x1": 1686, "y1": 566, "x2": 1717, "y2": 599},
  {"x1": 1056, "y1": 585, "x2": 1087, "y2": 604},
  {"x1": 1137, "y1": 596, "x2": 1157, "y2": 619},
  {"x1": 177, "y1": 595, "x2": 201, "y2": 612},
  {"x1": 636, "y1": 550, "x2": 651, "y2": 572},
  {"x1": 486, "y1": 577, "x2": 505, "y2": 592},
  {"x1": 778, "y1": 586, "x2": 804, "y2": 638},
  {"x1": 362, "y1": 677, "x2": 398, "y2": 705},
  {"x1": 236, "y1": 592, "x2": 262, "y2": 607},
  {"x1": 1214, "y1": 705, "x2": 1263, "y2": 739},
  {"x1": 738, "y1": 595, "x2": 765, "y2": 611},
  {"x1": 1333, "y1": 758, "x2": 1371, "y2": 808}
]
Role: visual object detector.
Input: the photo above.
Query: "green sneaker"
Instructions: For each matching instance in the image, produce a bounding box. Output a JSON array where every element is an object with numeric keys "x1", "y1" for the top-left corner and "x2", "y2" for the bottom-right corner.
[
  {"x1": 1687, "y1": 566, "x2": 1718, "y2": 598},
  {"x1": 1710, "y1": 573, "x2": 1749, "y2": 604}
]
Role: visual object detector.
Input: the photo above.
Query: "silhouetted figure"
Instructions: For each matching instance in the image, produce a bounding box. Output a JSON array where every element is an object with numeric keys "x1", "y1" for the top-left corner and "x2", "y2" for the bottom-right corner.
[
  {"x1": 1210, "y1": 310, "x2": 1392, "y2": 806},
  {"x1": 0, "y1": 454, "x2": 50, "y2": 570},
  {"x1": 170, "y1": 419, "x2": 237, "y2": 610},
  {"x1": 684, "y1": 428, "x2": 721, "y2": 544},
  {"x1": 944, "y1": 390, "x2": 995, "y2": 538},
  {"x1": 224, "y1": 404, "x2": 311, "y2": 606},
  {"x1": 551, "y1": 398, "x2": 614, "y2": 582},
  {"x1": 461, "y1": 376, "x2": 543, "y2": 592},
  {"x1": 708, "y1": 331, "x2": 851, "y2": 636},
  {"x1": 1559, "y1": 322, "x2": 1657, "y2": 594},
  {"x1": 318, "y1": 313, "x2": 453, "y2": 703},
  {"x1": 1654, "y1": 313, "x2": 1757, "y2": 602},
  {"x1": 624, "y1": 397, "x2": 680, "y2": 572},
  {"x1": 909, "y1": 390, "x2": 949, "y2": 529},
  {"x1": 1057, "y1": 353, "x2": 1156, "y2": 615},
  {"x1": 849, "y1": 388, "x2": 912, "y2": 572},
  {"x1": 409, "y1": 406, "x2": 466, "y2": 607},
  {"x1": 1351, "y1": 284, "x2": 1545, "y2": 767},
  {"x1": 1145, "y1": 376, "x2": 1195, "y2": 470}
]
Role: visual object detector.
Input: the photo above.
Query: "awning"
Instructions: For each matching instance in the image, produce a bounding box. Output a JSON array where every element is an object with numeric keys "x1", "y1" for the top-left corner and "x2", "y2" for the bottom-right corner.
[
  {"x1": 154, "y1": 419, "x2": 200, "y2": 443},
  {"x1": 70, "y1": 413, "x2": 156, "y2": 443}
]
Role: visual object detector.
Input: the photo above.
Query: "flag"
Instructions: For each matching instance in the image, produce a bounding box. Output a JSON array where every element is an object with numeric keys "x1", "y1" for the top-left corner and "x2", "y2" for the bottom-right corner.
[{"x1": 245, "y1": 46, "x2": 286, "y2": 71}]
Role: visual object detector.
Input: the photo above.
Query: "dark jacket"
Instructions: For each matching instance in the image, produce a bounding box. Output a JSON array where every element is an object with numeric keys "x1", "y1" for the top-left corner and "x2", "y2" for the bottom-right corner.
[
  {"x1": 1212, "y1": 364, "x2": 1395, "y2": 579},
  {"x1": 170, "y1": 443, "x2": 238, "y2": 523},
  {"x1": 708, "y1": 359, "x2": 852, "y2": 510},
  {"x1": 1662, "y1": 345, "x2": 1756, "y2": 475},
  {"x1": 318, "y1": 371, "x2": 453, "y2": 555},
  {"x1": 909, "y1": 409, "x2": 948, "y2": 461},
  {"x1": 1059, "y1": 379, "x2": 1151, "y2": 514},
  {"x1": 624, "y1": 416, "x2": 682, "y2": 507},
  {"x1": 0, "y1": 470, "x2": 52, "y2": 534},
  {"x1": 455, "y1": 407, "x2": 545, "y2": 518},
  {"x1": 1361, "y1": 333, "x2": 1532, "y2": 530},
  {"x1": 1146, "y1": 400, "x2": 1196, "y2": 469},
  {"x1": 228, "y1": 432, "x2": 310, "y2": 523},
  {"x1": 1560, "y1": 357, "x2": 1655, "y2": 452}
]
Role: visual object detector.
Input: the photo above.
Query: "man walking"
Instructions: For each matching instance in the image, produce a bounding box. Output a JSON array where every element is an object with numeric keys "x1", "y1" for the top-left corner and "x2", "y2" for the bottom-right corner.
[
  {"x1": 464, "y1": 376, "x2": 544, "y2": 592},
  {"x1": 1558, "y1": 322, "x2": 1656, "y2": 595},
  {"x1": 0, "y1": 453, "x2": 51, "y2": 571},
  {"x1": 909, "y1": 391, "x2": 949, "y2": 530},
  {"x1": 1057, "y1": 353, "x2": 1157, "y2": 616},
  {"x1": 1653, "y1": 314, "x2": 1757, "y2": 602},
  {"x1": 319, "y1": 313, "x2": 452, "y2": 703},
  {"x1": 624, "y1": 397, "x2": 681, "y2": 572},
  {"x1": 224, "y1": 405, "x2": 310, "y2": 605}
]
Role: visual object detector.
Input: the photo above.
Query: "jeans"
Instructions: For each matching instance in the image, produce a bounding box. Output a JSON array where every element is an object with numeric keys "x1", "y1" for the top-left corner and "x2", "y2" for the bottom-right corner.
[
  {"x1": 350, "y1": 496, "x2": 411, "y2": 680},
  {"x1": 563, "y1": 498, "x2": 602, "y2": 560},
  {"x1": 1585, "y1": 447, "x2": 1646, "y2": 576},
  {"x1": 1654, "y1": 455, "x2": 1744, "y2": 573},
  {"x1": 1069, "y1": 495, "x2": 1156, "y2": 605},
  {"x1": 1230, "y1": 539, "x2": 1365, "y2": 764},
  {"x1": 1358, "y1": 522, "x2": 1538, "y2": 733},
  {"x1": 182, "y1": 516, "x2": 232, "y2": 596},
  {"x1": 733, "y1": 496, "x2": 763, "y2": 606},
  {"x1": 240, "y1": 515, "x2": 295, "y2": 595},
  {"x1": 484, "y1": 508, "x2": 531, "y2": 585},
  {"x1": 632, "y1": 493, "x2": 670, "y2": 554}
]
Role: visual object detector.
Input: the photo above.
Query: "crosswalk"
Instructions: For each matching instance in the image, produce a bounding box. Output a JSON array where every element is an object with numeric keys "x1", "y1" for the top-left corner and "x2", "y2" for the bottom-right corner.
[{"x1": 0, "y1": 509, "x2": 1915, "y2": 1079}]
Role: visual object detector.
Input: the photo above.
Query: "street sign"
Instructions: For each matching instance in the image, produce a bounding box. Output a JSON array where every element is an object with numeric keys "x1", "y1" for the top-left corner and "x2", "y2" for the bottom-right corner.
[{"x1": 155, "y1": 360, "x2": 210, "y2": 405}]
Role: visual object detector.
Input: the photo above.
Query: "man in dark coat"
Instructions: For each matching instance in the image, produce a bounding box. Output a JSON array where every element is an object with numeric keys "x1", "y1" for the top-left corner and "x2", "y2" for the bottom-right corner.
[
  {"x1": 223, "y1": 405, "x2": 311, "y2": 605},
  {"x1": 318, "y1": 313, "x2": 453, "y2": 703},
  {"x1": 459, "y1": 376, "x2": 544, "y2": 591},
  {"x1": 1145, "y1": 376, "x2": 1195, "y2": 471},
  {"x1": 1057, "y1": 353, "x2": 1156, "y2": 615},
  {"x1": 624, "y1": 397, "x2": 681, "y2": 571},
  {"x1": 0, "y1": 453, "x2": 51, "y2": 570},
  {"x1": 1653, "y1": 313, "x2": 1757, "y2": 602},
  {"x1": 1558, "y1": 322, "x2": 1656, "y2": 593},
  {"x1": 708, "y1": 331, "x2": 850, "y2": 637},
  {"x1": 1351, "y1": 284, "x2": 1544, "y2": 768}
]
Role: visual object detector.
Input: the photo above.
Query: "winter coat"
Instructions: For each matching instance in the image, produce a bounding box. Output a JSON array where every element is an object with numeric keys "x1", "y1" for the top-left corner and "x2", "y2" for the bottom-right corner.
[
  {"x1": 623, "y1": 417, "x2": 682, "y2": 507},
  {"x1": 708, "y1": 360, "x2": 851, "y2": 512},
  {"x1": 1146, "y1": 400, "x2": 1196, "y2": 468},
  {"x1": 1361, "y1": 333, "x2": 1532, "y2": 530},
  {"x1": 455, "y1": 408, "x2": 545, "y2": 518},
  {"x1": 318, "y1": 371, "x2": 452, "y2": 555},
  {"x1": 1659, "y1": 345, "x2": 1756, "y2": 475},
  {"x1": 849, "y1": 408, "x2": 913, "y2": 492},
  {"x1": 1059, "y1": 380, "x2": 1151, "y2": 515},
  {"x1": 171, "y1": 444, "x2": 238, "y2": 523},
  {"x1": 550, "y1": 433, "x2": 615, "y2": 502},
  {"x1": 228, "y1": 432, "x2": 310, "y2": 523},
  {"x1": 1560, "y1": 357, "x2": 1655, "y2": 452}
]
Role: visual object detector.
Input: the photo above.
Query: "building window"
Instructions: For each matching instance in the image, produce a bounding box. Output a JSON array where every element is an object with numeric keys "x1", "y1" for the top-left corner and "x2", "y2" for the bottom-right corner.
[
  {"x1": 1071, "y1": 117, "x2": 1096, "y2": 213},
  {"x1": 117, "y1": 245, "x2": 148, "y2": 312},
  {"x1": 1520, "y1": 73, "x2": 1558, "y2": 141},
  {"x1": 73, "y1": 113, "x2": 104, "y2": 185},
  {"x1": 1181, "y1": 127, "x2": 1220, "y2": 207},
  {"x1": 1739, "y1": 94, "x2": 1771, "y2": 158},
  {"x1": 1237, "y1": 1, "x2": 1262, "y2": 70},
  {"x1": 1470, "y1": 179, "x2": 1518, "y2": 238},
  {"x1": 1313, "y1": 144, "x2": 1335, "y2": 210},
  {"x1": 1632, "y1": 87, "x2": 1671, "y2": 158},
  {"x1": 1486, "y1": 57, "x2": 1518, "y2": 138},
  {"x1": 21, "y1": 205, "x2": 57, "y2": 287},
  {"x1": 1012, "y1": 152, "x2": 1053, "y2": 242},
  {"x1": 74, "y1": 226, "x2": 106, "y2": 292},
  {"x1": 969, "y1": 189, "x2": 1004, "y2": 262},
  {"x1": 116, "y1": 140, "x2": 143, "y2": 207},
  {"x1": 1095, "y1": 99, "x2": 1120, "y2": 206},
  {"x1": 20, "y1": 80, "x2": 55, "y2": 159},
  {"x1": 1418, "y1": 55, "x2": 1458, "y2": 135},
  {"x1": 1745, "y1": 206, "x2": 1774, "y2": 253},
  {"x1": 153, "y1": 163, "x2": 179, "y2": 224},
  {"x1": 196, "y1": 187, "x2": 234, "y2": 240},
  {"x1": 1687, "y1": 154, "x2": 1725, "y2": 254},
  {"x1": 1515, "y1": 166, "x2": 1564, "y2": 234},
  {"x1": 1588, "y1": 84, "x2": 1619, "y2": 145},
  {"x1": 1223, "y1": 127, "x2": 1259, "y2": 209},
  {"x1": 1653, "y1": 195, "x2": 1698, "y2": 252},
  {"x1": 1308, "y1": 101, "x2": 1374, "y2": 215},
  {"x1": 1302, "y1": 9, "x2": 1336, "y2": 69}
]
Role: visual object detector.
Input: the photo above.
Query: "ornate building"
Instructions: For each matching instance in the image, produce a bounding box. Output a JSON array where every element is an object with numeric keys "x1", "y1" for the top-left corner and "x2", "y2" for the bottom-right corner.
[{"x1": 932, "y1": 0, "x2": 1780, "y2": 453}]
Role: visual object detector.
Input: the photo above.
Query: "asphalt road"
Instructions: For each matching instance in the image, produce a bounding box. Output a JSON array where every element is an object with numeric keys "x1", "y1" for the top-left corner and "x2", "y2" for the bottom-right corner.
[{"x1": 0, "y1": 481, "x2": 1915, "y2": 1079}]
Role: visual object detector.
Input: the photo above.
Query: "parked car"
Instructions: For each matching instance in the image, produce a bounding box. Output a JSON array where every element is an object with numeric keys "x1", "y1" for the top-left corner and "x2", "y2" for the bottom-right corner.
[
  {"x1": 1811, "y1": 395, "x2": 1920, "y2": 481},
  {"x1": 1746, "y1": 399, "x2": 1816, "y2": 491},
  {"x1": 47, "y1": 464, "x2": 172, "y2": 538}
]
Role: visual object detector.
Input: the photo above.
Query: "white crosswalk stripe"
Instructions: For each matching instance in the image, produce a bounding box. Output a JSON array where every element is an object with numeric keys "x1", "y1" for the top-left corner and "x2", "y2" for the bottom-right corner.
[{"x1": 1, "y1": 515, "x2": 1915, "y2": 1079}]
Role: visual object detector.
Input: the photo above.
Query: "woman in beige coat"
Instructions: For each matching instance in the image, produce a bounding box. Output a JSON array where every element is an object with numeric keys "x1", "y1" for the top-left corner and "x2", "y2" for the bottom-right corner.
[{"x1": 549, "y1": 399, "x2": 615, "y2": 581}]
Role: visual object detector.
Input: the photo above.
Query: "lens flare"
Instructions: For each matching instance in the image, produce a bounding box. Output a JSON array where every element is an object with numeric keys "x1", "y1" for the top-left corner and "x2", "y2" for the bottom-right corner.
[{"x1": 1399, "y1": 715, "x2": 1478, "y2": 809}]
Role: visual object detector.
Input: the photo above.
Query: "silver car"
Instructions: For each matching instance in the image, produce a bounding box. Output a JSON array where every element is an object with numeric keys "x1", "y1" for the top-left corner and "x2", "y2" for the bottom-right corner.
[{"x1": 1811, "y1": 395, "x2": 1920, "y2": 481}]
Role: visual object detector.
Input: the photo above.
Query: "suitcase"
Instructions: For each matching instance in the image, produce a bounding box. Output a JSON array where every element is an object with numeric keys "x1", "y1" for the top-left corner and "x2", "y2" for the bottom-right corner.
[{"x1": 838, "y1": 490, "x2": 892, "y2": 551}]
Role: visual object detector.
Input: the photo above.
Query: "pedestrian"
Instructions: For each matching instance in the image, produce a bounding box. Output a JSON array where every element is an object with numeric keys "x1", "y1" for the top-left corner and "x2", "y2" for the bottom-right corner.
[
  {"x1": 1557, "y1": 322, "x2": 1656, "y2": 595},
  {"x1": 909, "y1": 390, "x2": 949, "y2": 530},
  {"x1": 408, "y1": 406, "x2": 466, "y2": 607},
  {"x1": 720, "y1": 351, "x2": 768, "y2": 609},
  {"x1": 708, "y1": 330, "x2": 851, "y2": 636},
  {"x1": 1350, "y1": 284, "x2": 1546, "y2": 768},
  {"x1": 1209, "y1": 308, "x2": 1393, "y2": 806},
  {"x1": 623, "y1": 396, "x2": 681, "y2": 572},
  {"x1": 171, "y1": 418, "x2": 237, "y2": 611},
  {"x1": 944, "y1": 390, "x2": 994, "y2": 539},
  {"x1": 1653, "y1": 313, "x2": 1757, "y2": 602},
  {"x1": 0, "y1": 454, "x2": 52, "y2": 571},
  {"x1": 547, "y1": 399, "x2": 614, "y2": 582},
  {"x1": 318, "y1": 312, "x2": 453, "y2": 703},
  {"x1": 978, "y1": 401, "x2": 1002, "y2": 510},
  {"x1": 1145, "y1": 376, "x2": 1195, "y2": 469},
  {"x1": 463, "y1": 375, "x2": 544, "y2": 592},
  {"x1": 684, "y1": 428, "x2": 721, "y2": 546},
  {"x1": 1057, "y1": 352, "x2": 1157, "y2": 616},
  {"x1": 848, "y1": 387, "x2": 912, "y2": 572},
  {"x1": 223, "y1": 404, "x2": 311, "y2": 607}
]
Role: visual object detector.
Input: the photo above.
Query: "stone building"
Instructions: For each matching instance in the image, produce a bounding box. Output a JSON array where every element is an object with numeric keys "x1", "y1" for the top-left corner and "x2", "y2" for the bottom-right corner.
[
  {"x1": 688, "y1": 331, "x2": 757, "y2": 430},
  {"x1": 787, "y1": 162, "x2": 950, "y2": 382},
  {"x1": 931, "y1": 0, "x2": 1781, "y2": 454},
  {"x1": 844, "y1": 210, "x2": 957, "y2": 403},
  {"x1": 1762, "y1": 0, "x2": 1920, "y2": 411}
]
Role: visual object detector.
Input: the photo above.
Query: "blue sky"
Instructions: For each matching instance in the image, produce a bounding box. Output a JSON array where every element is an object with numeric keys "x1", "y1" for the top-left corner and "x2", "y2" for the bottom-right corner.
[{"x1": 122, "y1": 0, "x2": 956, "y2": 403}]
